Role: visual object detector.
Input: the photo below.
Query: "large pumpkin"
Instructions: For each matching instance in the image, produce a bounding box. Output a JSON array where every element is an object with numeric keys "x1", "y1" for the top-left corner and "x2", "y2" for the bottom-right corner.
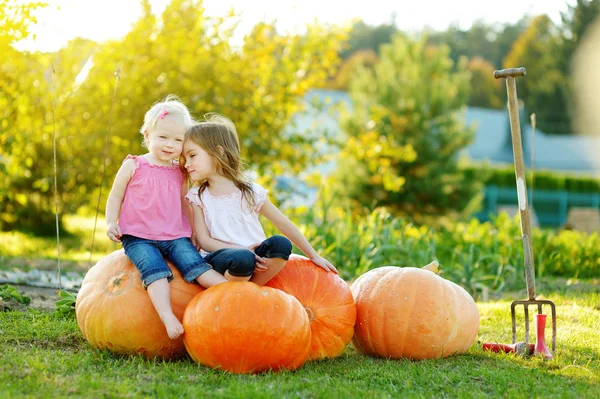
[
  {"x1": 265, "y1": 254, "x2": 356, "y2": 359},
  {"x1": 75, "y1": 249, "x2": 204, "y2": 359},
  {"x1": 183, "y1": 281, "x2": 311, "y2": 374},
  {"x1": 351, "y1": 263, "x2": 479, "y2": 360}
]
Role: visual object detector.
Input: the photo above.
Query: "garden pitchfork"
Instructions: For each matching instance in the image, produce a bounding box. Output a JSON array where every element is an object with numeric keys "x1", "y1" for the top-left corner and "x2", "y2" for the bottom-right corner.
[{"x1": 493, "y1": 67, "x2": 556, "y2": 355}]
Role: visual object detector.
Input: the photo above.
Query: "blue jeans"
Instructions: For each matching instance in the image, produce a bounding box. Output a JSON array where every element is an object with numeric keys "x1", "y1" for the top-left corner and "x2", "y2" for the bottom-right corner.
[
  {"x1": 121, "y1": 235, "x2": 212, "y2": 288},
  {"x1": 204, "y1": 235, "x2": 292, "y2": 277}
]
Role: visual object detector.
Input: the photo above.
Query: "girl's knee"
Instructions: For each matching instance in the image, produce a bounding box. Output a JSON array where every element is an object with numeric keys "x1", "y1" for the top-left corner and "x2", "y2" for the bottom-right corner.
[
  {"x1": 259, "y1": 235, "x2": 292, "y2": 260},
  {"x1": 227, "y1": 250, "x2": 255, "y2": 277}
]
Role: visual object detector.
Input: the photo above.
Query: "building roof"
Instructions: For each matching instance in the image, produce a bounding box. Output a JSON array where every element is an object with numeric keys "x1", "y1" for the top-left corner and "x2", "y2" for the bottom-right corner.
[{"x1": 463, "y1": 107, "x2": 600, "y2": 175}]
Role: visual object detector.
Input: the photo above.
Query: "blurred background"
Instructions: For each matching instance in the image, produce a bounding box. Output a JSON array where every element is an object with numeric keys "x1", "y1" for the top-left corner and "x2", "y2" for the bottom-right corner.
[{"x1": 1, "y1": 1, "x2": 599, "y2": 288}]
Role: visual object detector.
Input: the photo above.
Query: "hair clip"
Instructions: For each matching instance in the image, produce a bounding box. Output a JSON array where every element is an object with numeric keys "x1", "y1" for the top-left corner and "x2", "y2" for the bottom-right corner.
[{"x1": 158, "y1": 110, "x2": 169, "y2": 119}]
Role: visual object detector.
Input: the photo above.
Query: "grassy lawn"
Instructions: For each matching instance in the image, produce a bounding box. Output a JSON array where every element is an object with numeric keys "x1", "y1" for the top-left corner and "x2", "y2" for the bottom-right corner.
[
  {"x1": 0, "y1": 215, "x2": 120, "y2": 273},
  {"x1": 1, "y1": 290, "x2": 598, "y2": 398},
  {"x1": 1, "y1": 216, "x2": 599, "y2": 397}
]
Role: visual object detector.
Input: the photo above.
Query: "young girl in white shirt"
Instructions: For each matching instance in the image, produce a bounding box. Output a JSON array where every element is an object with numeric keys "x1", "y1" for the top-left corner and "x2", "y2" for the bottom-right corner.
[{"x1": 182, "y1": 114, "x2": 337, "y2": 285}]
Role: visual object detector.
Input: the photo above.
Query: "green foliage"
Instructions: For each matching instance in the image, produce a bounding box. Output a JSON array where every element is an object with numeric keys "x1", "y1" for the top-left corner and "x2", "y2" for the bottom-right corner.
[
  {"x1": 466, "y1": 57, "x2": 503, "y2": 109},
  {"x1": 0, "y1": 0, "x2": 46, "y2": 49},
  {"x1": 339, "y1": 19, "x2": 397, "y2": 59},
  {"x1": 326, "y1": 49, "x2": 378, "y2": 90},
  {"x1": 0, "y1": 0, "x2": 346, "y2": 234},
  {"x1": 0, "y1": 0, "x2": 53, "y2": 233},
  {"x1": 54, "y1": 290, "x2": 76, "y2": 318},
  {"x1": 334, "y1": 34, "x2": 481, "y2": 223},
  {"x1": 504, "y1": 15, "x2": 570, "y2": 133},
  {"x1": 263, "y1": 188, "x2": 600, "y2": 297},
  {"x1": 427, "y1": 18, "x2": 530, "y2": 69},
  {"x1": 560, "y1": 0, "x2": 600, "y2": 73},
  {"x1": 465, "y1": 164, "x2": 600, "y2": 192},
  {"x1": 0, "y1": 284, "x2": 31, "y2": 310}
]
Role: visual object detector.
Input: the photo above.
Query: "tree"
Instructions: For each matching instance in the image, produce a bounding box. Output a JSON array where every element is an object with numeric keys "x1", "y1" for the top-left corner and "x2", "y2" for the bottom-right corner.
[
  {"x1": 466, "y1": 57, "x2": 502, "y2": 109},
  {"x1": 504, "y1": 15, "x2": 569, "y2": 133},
  {"x1": 334, "y1": 34, "x2": 482, "y2": 223},
  {"x1": 0, "y1": 0, "x2": 44, "y2": 51},
  {"x1": 0, "y1": 0, "x2": 346, "y2": 233},
  {"x1": 339, "y1": 19, "x2": 398, "y2": 59},
  {"x1": 493, "y1": 17, "x2": 531, "y2": 69},
  {"x1": 560, "y1": 0, "x2": 600, "y2": 73},
  {"x1": 427, "y1": 18, "x2": 529, "y2": 70},
  {"x1": 560, "y1": 0, "x2": 600, "y2": 134},
  {"x1": 0, "y1": 0, "x2": 52, "y2": 232},
  {"x1": 326, "y1": 49, "x2": 377, "y2": 90}
]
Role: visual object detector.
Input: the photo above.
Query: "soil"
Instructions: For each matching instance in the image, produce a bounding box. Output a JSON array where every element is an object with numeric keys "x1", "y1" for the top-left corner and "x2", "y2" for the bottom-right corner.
[{"x1": 4, "y1": 285, "x2": 67, "y2": 311}]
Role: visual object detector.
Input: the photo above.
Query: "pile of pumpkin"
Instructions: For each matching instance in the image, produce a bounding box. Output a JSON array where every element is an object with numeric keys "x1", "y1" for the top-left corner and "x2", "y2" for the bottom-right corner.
[{"x1": 75, "y1": 250, "x2": 480, "y2": 373}]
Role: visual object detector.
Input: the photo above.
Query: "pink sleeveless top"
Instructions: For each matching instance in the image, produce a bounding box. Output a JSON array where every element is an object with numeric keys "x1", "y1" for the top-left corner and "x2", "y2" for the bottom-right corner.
[{"x1": 119, "y1": 155, "x2": 191, "y2": 240}]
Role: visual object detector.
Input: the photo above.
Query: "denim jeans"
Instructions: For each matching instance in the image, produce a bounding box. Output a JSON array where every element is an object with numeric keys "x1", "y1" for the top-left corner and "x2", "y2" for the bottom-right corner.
[
  {"x1": 121, "y1": 235, "x2": 212, "y2": 288},
  {"x1": 204, "y1": 235, "x2": 292, "y2": 277}
]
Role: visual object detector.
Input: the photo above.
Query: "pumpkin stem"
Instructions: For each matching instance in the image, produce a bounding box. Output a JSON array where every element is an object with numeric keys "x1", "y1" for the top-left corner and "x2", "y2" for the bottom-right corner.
[
  {"x1": 304, "y1": 307, "x2": 315, "y2": 322},
  {"x1": 105, "y1": 273, "x2": 132, "y2": 295},
  {"x1": 422, "y1": 261, "x2": 440, "y2": 274}
]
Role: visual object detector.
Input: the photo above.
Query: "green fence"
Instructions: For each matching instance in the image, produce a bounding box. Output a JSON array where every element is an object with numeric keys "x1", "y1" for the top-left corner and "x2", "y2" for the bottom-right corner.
[{"x1": 475, "y1": 185, "x2": 600, "y2": 227}]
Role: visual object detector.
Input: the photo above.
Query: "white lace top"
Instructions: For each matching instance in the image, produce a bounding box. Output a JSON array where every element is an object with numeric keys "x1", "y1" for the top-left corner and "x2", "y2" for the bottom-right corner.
[{"x1": 185, "y1": 183, "x2": 268, "y2": 256}]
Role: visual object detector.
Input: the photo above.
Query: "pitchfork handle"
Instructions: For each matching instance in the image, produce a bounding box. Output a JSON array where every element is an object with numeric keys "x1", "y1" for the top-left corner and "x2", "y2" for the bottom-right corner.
[
  {"x1": 494, "y1": 66, "x2": 537, "y2": 301},
  {"x1": 494, "y1": 67, "x2": 527, "y2": 79}
]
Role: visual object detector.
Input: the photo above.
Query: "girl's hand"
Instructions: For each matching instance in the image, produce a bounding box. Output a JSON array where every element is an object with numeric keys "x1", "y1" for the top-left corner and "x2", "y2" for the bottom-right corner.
[
  {"x1": 248, "y1": 242, "x2": 268, "y2": 273},
  {"x1": 311, "y1": 255, "x2": 338, "y2": 274},
  {"x1": 106, "y1": 222, "x2": 122, "y2": 243},
  {"x1": 254, "y1": 262, "x2": 268, "y2": 273},
  {"x1": 190, "y1": 232, "x2": 201, "y2": 251}
]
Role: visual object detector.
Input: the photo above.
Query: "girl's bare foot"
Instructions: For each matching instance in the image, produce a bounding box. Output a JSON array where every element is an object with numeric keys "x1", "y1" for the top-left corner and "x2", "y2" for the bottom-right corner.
[{"x1": 161, "y1": 312, "x2": 184, "y2": 339}]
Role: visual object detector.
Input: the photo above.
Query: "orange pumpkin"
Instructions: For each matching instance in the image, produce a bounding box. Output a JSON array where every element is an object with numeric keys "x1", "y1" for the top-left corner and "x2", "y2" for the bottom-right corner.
[
  {"x1": 265, "y1": 254, "x2": 356, "y2": 359},
  {"x1": 183, "y1": 281, "x2": 311, "y2": 374},
  {"x1": 351, "y1": 264, "x2": 479, "y2": 360},
  {"x1": 75, "y1": 249, "x2": 204, "y2": 359}
]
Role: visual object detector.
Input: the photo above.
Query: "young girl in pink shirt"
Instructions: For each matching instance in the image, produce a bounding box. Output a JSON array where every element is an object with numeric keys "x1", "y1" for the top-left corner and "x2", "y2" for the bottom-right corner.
[
  {"x1": 105, "y1": 96, "x2": 227, "y2": 340},
  {"x1": 182, "y1": 114, "x2": 338, "y2": 285}
]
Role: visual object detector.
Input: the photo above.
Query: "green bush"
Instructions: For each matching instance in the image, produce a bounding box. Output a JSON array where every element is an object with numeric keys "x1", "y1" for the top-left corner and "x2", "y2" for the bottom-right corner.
[
  {"x1": 267, "y1": 188, "x2": 599, "y2": 298},
  {"x1": 334, "y1": 33, "x2": 482, "y2": 223},
  {"x1": 465, "y1": 164, "x2": 600, "y2": 193}
]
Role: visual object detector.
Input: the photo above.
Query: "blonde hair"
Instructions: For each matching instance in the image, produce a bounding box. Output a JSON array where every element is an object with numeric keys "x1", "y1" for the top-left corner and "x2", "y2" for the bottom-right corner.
[
  {"x1": 140, "y1": 95, "x2": 194, "y2": 145},
  {"x1": 184, "y1": 113, "x2": 255, "y2": 208}
]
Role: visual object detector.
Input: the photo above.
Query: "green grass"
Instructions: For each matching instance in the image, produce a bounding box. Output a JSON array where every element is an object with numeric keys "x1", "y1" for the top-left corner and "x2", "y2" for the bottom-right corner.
[
  {"x1": 1, "y1": 291, "x2": 598, "y2": 398},
  {"x1": 1, "y1": 213, "x2": 598, "y2": 397},
  {"x1": 0, "y1": 215, "x2": 120, "y2": 272}
]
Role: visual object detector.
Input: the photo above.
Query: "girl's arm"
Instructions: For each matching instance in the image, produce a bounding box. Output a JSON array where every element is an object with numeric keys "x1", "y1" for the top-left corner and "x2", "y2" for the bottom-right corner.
[
  {"x1": 260, "y1": 198, "x2": 338, "y2": 273},
  {"x1": 181, "y1": 181, "x2": 199, "y2": 248},
  {"x1": 105, "y1": 159, "x2": 135, "y2": 242}
]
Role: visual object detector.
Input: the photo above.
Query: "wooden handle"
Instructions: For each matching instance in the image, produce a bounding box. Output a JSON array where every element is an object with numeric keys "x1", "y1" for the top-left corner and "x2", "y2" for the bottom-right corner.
[{"x1": 494, "y1": 67, "x2": 527, "y2": 79}]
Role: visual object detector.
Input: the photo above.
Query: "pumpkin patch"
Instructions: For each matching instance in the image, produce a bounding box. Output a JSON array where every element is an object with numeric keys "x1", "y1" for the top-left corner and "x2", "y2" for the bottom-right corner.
[{"x1": 76, "y1": 251, "x2": 479, "y2": 367}]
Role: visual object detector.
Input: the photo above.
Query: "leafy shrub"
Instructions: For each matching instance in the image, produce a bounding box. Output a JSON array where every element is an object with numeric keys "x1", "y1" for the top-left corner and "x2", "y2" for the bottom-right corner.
[{"x1": 267, "y1": 189, "x2": 599, "y2": 296}]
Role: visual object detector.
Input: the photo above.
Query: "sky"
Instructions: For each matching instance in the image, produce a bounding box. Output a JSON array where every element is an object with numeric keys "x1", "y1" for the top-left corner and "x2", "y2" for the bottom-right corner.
[{"x1": 16, "y1": 0, "x2": 574, "y2": 52}]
